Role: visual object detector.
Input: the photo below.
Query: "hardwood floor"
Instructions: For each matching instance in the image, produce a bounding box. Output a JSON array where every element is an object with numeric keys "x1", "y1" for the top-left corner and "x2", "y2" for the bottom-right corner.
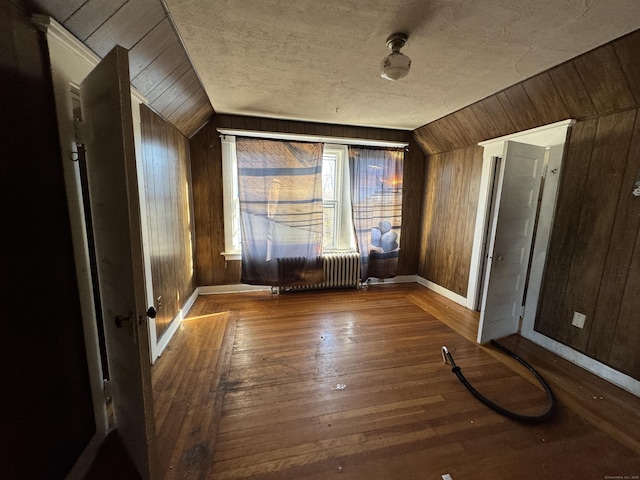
[{"x1": 152, "y1": 283, "x2": 640, "y2": 479}]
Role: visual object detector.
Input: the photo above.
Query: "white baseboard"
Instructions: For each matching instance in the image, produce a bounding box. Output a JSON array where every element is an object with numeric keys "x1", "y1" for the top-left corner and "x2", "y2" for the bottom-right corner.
[
  {"x1": 416, "y1": 276, "x2": 468, "y2": 307},
  {"x1": 152, "y1": 288, "x2": 199, "y2": 362},
  {"x1": 521, "y1": 329, "x2": 640, "y2": 397}
]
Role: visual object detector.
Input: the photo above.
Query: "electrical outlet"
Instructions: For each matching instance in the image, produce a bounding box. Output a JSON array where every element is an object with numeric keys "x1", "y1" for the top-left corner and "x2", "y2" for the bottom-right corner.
[{"x1": 572, "y1": 311, "x2": 586, "y2": 329}]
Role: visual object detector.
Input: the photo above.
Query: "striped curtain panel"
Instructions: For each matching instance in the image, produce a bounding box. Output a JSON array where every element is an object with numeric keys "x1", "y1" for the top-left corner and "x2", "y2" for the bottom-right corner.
[
  {"x1": 236, "y1": 138, "x2": 325, "y2": 286},
  {"x1": 349, "y1": 147, "x2": 404, "y2": 280}
]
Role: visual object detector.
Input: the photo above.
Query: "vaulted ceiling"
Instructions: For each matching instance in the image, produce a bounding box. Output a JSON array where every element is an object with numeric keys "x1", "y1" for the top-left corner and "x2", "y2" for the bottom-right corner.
[{"x1": 22, "y1": 0, "x2": 640, "y2": 137}]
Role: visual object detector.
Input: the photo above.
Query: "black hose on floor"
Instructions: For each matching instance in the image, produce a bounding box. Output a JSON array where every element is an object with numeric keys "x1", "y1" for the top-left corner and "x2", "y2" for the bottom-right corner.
[{"x1": 442, "y1": 340, "x2": 557, "y2": 424}]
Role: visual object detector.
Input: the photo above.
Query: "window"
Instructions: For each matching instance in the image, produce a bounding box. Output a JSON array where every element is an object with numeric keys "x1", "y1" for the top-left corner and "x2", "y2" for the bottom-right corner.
[
  {"x1": 220, "y1": 132, "x2": 405, "y2": 260},
  {"x1": 321, "y1": 145, "x2": 355, "y2": 251}
]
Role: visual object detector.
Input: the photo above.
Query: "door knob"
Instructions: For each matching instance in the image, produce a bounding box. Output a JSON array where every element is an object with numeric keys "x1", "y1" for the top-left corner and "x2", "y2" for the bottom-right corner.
[{"x1": 146, "y1": 306, "x2": 157, "y2": 318}]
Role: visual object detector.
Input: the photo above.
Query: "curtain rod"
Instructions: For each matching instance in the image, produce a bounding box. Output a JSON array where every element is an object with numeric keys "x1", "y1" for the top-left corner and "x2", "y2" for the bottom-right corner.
[{"x1": 216, "y1": 128, "x2": 408, "y2": 148}]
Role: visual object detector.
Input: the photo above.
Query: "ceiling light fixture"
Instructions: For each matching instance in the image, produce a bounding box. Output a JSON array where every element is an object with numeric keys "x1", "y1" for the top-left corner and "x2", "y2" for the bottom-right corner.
[{"x1": 380, "y1": 33, "x2": 411, "y2": 81}]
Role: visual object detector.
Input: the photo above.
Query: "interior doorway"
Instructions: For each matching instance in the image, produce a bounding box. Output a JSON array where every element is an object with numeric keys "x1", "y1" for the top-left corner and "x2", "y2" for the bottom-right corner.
[{"x1": 468, "y1": 120, "x2": 574, "y2": 344}]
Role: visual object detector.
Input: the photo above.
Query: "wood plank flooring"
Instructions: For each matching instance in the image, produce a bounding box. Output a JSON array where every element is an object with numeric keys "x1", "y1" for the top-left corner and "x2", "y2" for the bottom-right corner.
[{"x1": 152, "y1": 283, "x2": 640, "y2": 479}]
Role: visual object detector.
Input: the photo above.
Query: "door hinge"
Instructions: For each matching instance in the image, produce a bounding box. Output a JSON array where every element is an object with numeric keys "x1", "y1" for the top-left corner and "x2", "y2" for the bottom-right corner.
[
  {"x1": 70, "y1": 118, "x2": 86, "y2": 162},
  {"x1": 520, "y1": 304, "x2": 526, "y2": 318},
  {"x1": 74, "y1": 117, "x2": 86, "y2": 145},
  {"x1": 103, "y1": 379, "x2": 112, "y2": 402}
]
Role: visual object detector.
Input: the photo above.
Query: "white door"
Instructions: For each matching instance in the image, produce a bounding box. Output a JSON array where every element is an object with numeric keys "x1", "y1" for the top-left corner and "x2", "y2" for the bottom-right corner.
[
  {"x1": 81, "y1": 45, "x2": 157, "y2": 479},
  {"x1": 477, "y1": 141, "x2": 546, "y2": 343}
]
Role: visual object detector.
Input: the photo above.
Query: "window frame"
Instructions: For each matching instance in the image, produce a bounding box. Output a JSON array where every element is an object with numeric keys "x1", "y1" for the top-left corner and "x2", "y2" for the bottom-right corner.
[{"x1": 218, "y1": 130, "x2": 407, "y2": 260}]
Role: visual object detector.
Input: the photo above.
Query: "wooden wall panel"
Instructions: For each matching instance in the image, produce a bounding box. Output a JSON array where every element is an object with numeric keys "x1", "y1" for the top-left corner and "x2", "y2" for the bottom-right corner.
[
  {"x1": 190, "y1": 120, "x2": 228, "y2": 286},
  {"x1": 534, "y1": 119, "x2": 597, "y2": 338},
  {"x1": 573, "y1": 44, "x2": 636, "y2": 115},
  {"x1": 140, "y1": 106, "x2": 196, "y2": 338},
  {"x1": 414, "y1": 29, "x2": 640, "y2": 154},
  {"x1": 191, "y1": 115, "x2": 416, "y2": 286},
  {"x1": 521, "y1": 73, "x2": 571, "y2": 125},
  {"x1": 587, "y1": 111, "x2": 640, "y2": 364},
  {"x1": 553, "y1": 110, "x2": 636, "y2": 351},
  {"x1": 609, "y1": 225, "x2": 640, "y2": 376},
  {"x1": 496, "y1": 84, "x2": 543, "y2": 132},
  {"x1": 398, "y1": 136, "x2": 426, "y2": 275},
  {"x1": 417, "y1": 146, "x2": 483, "y2": 296},
  {"x1": 26, "y1": 0, "x2": 214, "y2": 137},
  {"x1": 411, "y1": 29, "x2": 640, "y2": 379},
  {"x1": 614, "y1": 29, "x2": 640, "y2": 104},
  {"x1": 547, "y1": 61, "x2": 598, "y2": 119}
]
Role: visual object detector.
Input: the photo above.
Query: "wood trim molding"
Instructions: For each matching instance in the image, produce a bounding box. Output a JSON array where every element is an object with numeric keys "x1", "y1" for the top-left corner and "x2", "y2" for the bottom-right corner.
[{"x1": 416, "y1": 276, "x2": 468, "y2": 307}]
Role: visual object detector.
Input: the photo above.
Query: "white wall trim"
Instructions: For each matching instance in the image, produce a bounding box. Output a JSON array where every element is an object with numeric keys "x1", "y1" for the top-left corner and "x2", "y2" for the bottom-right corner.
[
  {"x1": 477, "y1": 119, "x2": 575, "y2": 147},
  {"x1": 34, "y1": 13, "x2": 107, "y2": 444},
  {"x1": 416, "y1": 276, "x2": 468, "y2": 307},
  {"x1": 217, "y1": 128, "x2": 408, "y2": 148},
  {"x1": 468, "y1": 119, "x2": 576, "y2": 312},
  {"x1": 152, "y1": 288, "x2": 199, "y2": 361},
  {"x1": 34, "y1": 16, "x2": 159, "y2": 475},
  {"x1": 521, "y1": 330, "x2": 640, "y2": 397}
]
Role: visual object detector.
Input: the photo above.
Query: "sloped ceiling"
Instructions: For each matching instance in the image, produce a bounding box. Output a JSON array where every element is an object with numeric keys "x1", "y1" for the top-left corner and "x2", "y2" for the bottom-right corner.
[
  {"x1": 24, "y1": 0, "x2": 213, "y2": 137},
  {"x1": 23, "y1": 0, "x2": 640, "y2": 134}
]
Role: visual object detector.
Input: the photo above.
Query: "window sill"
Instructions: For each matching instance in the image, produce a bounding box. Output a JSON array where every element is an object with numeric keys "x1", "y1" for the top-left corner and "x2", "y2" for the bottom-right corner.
[{"x1": 221, "y1": 252, "x2": 241, "y2": 261}]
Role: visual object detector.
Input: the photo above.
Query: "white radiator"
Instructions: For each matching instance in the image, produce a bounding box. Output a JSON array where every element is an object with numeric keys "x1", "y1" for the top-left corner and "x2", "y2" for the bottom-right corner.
[{"x1": 276, "y1": 252, "x2": 361, "y2": 292}]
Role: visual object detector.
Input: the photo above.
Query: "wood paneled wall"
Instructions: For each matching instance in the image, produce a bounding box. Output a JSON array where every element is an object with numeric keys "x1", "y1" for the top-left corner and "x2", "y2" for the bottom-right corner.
[
  {"x1": 418, "y1": 146, "x2": 483, "y2": 296},
  {"x1": 24, "y1": 0, "x2": 214, "y2": 137},
  {"x1": 412, "y1": 28, "x2": 640, "y2": 380},
  {"x1": 140, "y1": 105, "x2": 196, "y2": 339},
  {"x1": 536, "y1": 110, "x2": 640, "y2": 379},
  {"x1": 1, "y1": 2, "x2": 96, "y2": 477},
  {"x1": 190, "y1": 114, "x2": 423, "y2": 286},
  {"x1": 414, "y1": 29, "x2": 640, "y2": 155}
]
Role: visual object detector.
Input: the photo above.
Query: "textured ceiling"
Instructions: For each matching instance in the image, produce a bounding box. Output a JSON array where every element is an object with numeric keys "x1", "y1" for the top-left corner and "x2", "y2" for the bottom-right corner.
[{"x1": 165, "y1": 0, "x2": 640, "y2": 130}]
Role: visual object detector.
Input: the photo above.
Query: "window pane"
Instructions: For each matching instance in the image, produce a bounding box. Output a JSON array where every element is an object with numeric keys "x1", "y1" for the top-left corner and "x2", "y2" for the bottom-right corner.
[
  {"x1": 322, "y1": 154, "x2": 336, "y2": 201},
  {"x1": 323, "y1": 204, "x2": 336, "y2": 248}
]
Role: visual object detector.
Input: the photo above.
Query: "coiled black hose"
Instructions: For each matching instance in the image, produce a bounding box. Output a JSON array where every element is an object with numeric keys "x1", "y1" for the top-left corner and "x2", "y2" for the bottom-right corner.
[{"x1": 442, "y1": 340, "x2": 557, "y2": 424}]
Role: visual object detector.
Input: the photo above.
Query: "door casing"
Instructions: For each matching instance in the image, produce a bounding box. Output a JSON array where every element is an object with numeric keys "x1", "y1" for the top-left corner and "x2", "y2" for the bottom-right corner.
[{"x1": 469, "y1": 120, "x2": 574, "y2": 343}]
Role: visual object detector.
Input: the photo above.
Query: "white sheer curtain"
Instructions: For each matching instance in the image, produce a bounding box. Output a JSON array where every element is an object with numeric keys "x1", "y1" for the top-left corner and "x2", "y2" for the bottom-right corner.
[
  {"x1": 349, "y1": 147, "x2": 404, "y2": 280},
  {"x1": 236, "y1": 138, "x2": 325, "y2": 286}
]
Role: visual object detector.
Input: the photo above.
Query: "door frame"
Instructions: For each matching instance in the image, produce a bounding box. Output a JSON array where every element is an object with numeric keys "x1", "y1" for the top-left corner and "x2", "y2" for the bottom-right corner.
[
  {"x1": 33, "y1": 15, "x2": 158, "y2": 478},
  {"x1": 467, "y1": 119, "x2": 574, "y2": 341}
]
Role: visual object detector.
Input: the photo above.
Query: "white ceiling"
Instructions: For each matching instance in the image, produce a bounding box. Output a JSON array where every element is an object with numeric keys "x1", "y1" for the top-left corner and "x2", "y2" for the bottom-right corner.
[{"x1": 164, "y1": 0, "x2": 640, "y2": 131}]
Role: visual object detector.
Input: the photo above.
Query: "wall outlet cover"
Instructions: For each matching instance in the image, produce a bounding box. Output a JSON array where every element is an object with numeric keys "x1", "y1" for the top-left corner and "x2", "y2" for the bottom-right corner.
[{"x1": 572, "y1": 311, "x2": 586, "y2": 329}]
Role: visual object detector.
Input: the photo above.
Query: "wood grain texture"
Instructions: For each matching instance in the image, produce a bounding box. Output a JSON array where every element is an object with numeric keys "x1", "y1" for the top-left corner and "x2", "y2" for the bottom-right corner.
[
  {"x1": 534, "y1": 119, "x2": 597, "y2": 338},
  {"x1": 554, "y1": 110, "x2": 636, "y2": 352},
  {"x1": 418, "y1": 146, "x2": 483, "y2": 296},
  {"x1": 140, "y1": 106, "x2": 196, "y2": 338},
  {"x1": 410, "y1": 29, "x2": 640, "y2": 380},
  {"x1": 548, "y1": 60, "x2": 598, "y2": 119},
  {"x1": 586, "y1": 110, "x2": 640, "y2": 363},
  {"x1": 29, "y1": 0, "x2": 213, "y2": 137},
  {"x1": 521, "y1": 73, "x2": 571, "y2": 125},
  {"x1": 496, "y1": 84, "x2": 543, "y2": 132},
  {"x1": 573, "y1": 44, "x2": 636, "y2": 115},
  {"x1": 397, "y1": 136, "x2": 426, "y2": 275},
  {"x1": 614, "y1": 29, "x2": 640, "y2": 105},
  {"x1": 413, "y1": 29, "x2": 640, "y2": 154},
  {"x1": 151, "y1": 285, "x2": 640, "y2": 479},
  {"x1": 190, "y1": 121, "x2": 220, "y2": 286}
]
